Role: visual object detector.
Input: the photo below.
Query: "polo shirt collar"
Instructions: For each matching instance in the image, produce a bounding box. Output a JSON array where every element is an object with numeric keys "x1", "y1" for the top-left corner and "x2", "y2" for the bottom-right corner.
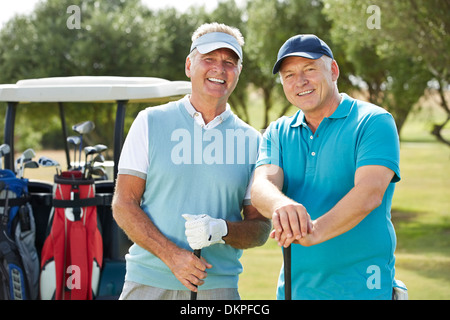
[
  {"x1": 182, "y1": 95, "x2": 232, "y2": 130},
  {"x1": 290, "y1": 93, "x2": 350, "y2": 128},
  {"x1": 328, "y1": 94, "x2": 351, "y2": 119},
  {"x1": 290, "y1": 111, "x2": 307, "y2": 128}
]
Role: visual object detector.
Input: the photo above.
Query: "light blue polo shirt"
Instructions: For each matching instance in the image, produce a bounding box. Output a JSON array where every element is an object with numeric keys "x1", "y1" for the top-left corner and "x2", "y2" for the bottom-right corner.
[{"x1": 257, "y1": 93, "x2": 401, "y2": 299}]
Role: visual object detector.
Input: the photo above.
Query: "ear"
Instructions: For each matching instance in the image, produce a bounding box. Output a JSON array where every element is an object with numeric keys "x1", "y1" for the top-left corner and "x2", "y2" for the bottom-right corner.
[
  {"x1": 185, "y1": 56, "x2": 192, "y2": 78},
  {"x1": 331, "y1": 60, "x2": 339, "y2": 82}
]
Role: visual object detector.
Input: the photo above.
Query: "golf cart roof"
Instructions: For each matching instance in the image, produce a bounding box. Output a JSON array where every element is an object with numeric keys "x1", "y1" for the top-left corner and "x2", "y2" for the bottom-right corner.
[
  {"x1": 0, "y1": 76, "x2": 191, "y2": 103},
  {"x1": 1, "y1": 76, "x2": 192, "y2": 177}
]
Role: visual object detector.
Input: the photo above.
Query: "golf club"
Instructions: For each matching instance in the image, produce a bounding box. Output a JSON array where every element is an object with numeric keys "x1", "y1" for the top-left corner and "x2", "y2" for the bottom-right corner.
[
  {"x1": 88, "y1": 166, "x2": 106, "y2": 180},
  {"x1": 94, "y1": 144, "x2": 107, "y2": 154},
  {"x1": 21, "y1": 160, "x2": 39, "y2": 178},
  {"x1": 0, "y1": 144, "x2": 10, "y2": 169},
  {"x1": 17, "y1": 149, "x2": 36, "y2": 179},
  {"x1": 92, "y1": 154, "x2": 105, "y2": 164},
  {"x1": 190, "y1": 249, "x2": 202, "y2": 300},
  {"x1": 67, "y1": 136, "x2": 81, "y2": 170},
  {"x1": 283, "y1": 246, "x2": 291, "y2": 300},
  {"x1": 84, "y1": 144, "x2": 108, "y2": 179},
  {"x1": 38, "y1": 156, "x2": 61, "y2": 175},
  {"x1": 72, "y1": 121, "x2": 95, "y2": 169},
  {"x1": 0, "y1": 183, "x2": 10, "y2": 227},
  {"x1": 83, "y1": 146, "x2": 98, "y2": 178}
]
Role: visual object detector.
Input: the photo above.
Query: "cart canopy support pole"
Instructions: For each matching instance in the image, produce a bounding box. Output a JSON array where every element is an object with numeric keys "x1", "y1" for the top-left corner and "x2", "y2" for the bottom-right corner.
[{"x1": 4, "y1": 102, "x2": 17, "y2": 170}]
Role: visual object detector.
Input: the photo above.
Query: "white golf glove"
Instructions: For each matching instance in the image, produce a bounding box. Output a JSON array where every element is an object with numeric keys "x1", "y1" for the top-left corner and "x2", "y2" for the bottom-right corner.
[{"x1": 182, "y1": 214, "x2": 228, "y2": 250}]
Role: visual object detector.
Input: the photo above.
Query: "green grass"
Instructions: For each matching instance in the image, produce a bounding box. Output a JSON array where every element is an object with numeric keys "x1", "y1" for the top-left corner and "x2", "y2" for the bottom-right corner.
[
  {"x1": 238, "y1": 95, "x2": 450, "y2": 300},
  {"x1": 390, "y1": 142, "x2": 450, "y2": 300}
]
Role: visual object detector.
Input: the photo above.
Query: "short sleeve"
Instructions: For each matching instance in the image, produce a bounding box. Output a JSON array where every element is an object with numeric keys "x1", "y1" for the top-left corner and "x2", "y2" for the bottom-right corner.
[
  {"x1": 356, "y1": 113, "x2": 401, "y2": 182},
  {"x1": 256, "y1": 122, "x2": 283, "y2": 170},
  {"x1": 118, "y1": 109, "x2": 149, "y2": 179}
]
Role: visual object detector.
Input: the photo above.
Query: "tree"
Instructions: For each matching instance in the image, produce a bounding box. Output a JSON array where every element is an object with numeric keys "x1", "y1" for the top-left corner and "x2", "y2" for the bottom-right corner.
[
  {"x1": 207, "y1": 0, "x2": 250, "y2": 122},
  {"x1": 380, "y1": 0, "x2": 449, "y2": 145},
  {"x1": 245, "y1": 0, "x2": 338, "y2": 128},
  {"x1": 322, "y1": 0, "x2": 448, "y2": 141},
  {"x1": 0, "y1": 0, "x2": 197, "y2": 149}
]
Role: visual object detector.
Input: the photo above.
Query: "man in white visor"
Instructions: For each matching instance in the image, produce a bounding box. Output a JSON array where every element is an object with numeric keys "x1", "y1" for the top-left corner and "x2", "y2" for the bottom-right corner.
[{"x1": 113, "y1": 22, "x2": 271, "y2": 300}]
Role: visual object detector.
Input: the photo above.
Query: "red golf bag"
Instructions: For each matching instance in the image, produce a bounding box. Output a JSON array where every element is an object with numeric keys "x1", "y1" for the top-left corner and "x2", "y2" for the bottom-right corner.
[{"x1": 39, "y1": 171, "x2": 103, "y2": 300}]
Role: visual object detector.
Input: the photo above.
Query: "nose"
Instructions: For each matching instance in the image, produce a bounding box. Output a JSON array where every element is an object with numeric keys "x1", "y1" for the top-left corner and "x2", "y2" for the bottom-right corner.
[
  {"x1": 295, "y1": 72, "x2": 308, "y2": 87},
  {"x1": 211, "y1": 61, "x2": 226, "y2": 74}
]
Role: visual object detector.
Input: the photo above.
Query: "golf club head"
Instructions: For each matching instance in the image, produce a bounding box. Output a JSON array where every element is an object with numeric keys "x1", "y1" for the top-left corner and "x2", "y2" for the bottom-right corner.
[
  {"x1": 92, "y1": 154, "x2": 105, "y2": 163},
  {"x1": 16, "y1": 148, "x2": 36, "y2": 177},
  {"x1": 88, "y1": 166, "x2": 107, "y2": 180},
  {"x1": 21, "y1": 160, "x2": 39, "y2": 178},
  {"x1": 0, "y1": 144, "x2": 10, "y2": 156},
  {"x1": 38, "y1": 156, "x2": 60, "y2": 167},
  {"x1": 90, "y1": 166, "x2": 106, "y2": 176},
  {"x1": 94, "y1": 144, "x2": 108, "y2": 153},
  {"x1": 24, "y1": 160, "x2": 39, "y2": 169},
  {"x1": 67, "y1": 136, "x2": 81, "y2": 145},
  {"x1": 22, "y1": 148, "x2": 36, "y2": 160},
  {"x1": 84, "y1": 146, "x2": 97, "y2": 157},
  {"x1": 72, "y1": 121, "x2": 95, "y2": 135},
  {"x1": 0, "y1": 144, "x2": 10, "y2": 168},
  {"x1": 38, "y1": 156, "x2": 61, "y2": 176}
]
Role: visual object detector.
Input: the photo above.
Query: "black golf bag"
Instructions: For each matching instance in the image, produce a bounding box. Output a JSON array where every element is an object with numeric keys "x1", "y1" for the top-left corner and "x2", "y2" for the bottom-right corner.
[{"x1": 0, "y1": 169, "x2": 39, "y2": 300}]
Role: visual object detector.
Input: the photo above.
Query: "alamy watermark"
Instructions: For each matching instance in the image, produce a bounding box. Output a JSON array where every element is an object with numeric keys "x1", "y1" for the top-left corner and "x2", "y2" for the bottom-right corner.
[
  {"x1": 170, "y1": 126, "x2": 259, "y2": 165},
  {"x1": 67, "y1": 4, "x2": 381, "y2": 31},
  {"x1": 366, "y1": 265, "x2": 381, "y2": 289},
  {"x1": 366, "y1": 5, "x2": 381, "y2": 30},
  {"x1": 66, "y1": 5, "x2": 81, "y2": 30}
]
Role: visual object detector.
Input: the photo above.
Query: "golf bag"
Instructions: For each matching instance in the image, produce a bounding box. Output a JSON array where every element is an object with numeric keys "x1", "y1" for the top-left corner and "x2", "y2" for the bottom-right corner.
[
  {"x1": 40, "y1": 171, "x2": 103, "y2": 300},
  {"x1": 0, "y1": 169, "x2": 39, "y2": 300}
]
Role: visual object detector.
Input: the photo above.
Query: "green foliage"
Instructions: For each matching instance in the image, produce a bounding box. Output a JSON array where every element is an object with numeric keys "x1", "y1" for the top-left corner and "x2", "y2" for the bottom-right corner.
[
  {"x1": 245, "y1": 0, "x2": 336, "y2": 127},
  {"x1": 322, "y1": 0, "x2": 448, "y2": 138},
  {"x1": 0, "y1": 0, "x2": 448, "y2": 147}
]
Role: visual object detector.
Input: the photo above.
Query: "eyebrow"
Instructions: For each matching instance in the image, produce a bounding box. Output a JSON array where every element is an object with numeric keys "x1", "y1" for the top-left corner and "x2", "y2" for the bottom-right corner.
[{"x1": 280, "y1": 60, "x2": 318, "y2": 74}]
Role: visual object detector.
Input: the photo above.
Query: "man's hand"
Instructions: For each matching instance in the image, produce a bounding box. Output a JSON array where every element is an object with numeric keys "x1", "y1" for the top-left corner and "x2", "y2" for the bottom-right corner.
[
  {"x1": 166, "y1": 246, "x2": 212, "y2": 292},
  {"x1": 271, "y1": 203, "x2": 313, "y2": 247},
  {"x1": 183, "y1": 214, "x2": 228, "y2": 250}
]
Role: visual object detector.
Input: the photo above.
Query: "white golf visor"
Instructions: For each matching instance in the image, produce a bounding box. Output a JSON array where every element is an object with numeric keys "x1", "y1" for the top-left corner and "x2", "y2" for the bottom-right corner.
[{"x1": 190, "y1": 32, "x2": 243, "y2": 60}]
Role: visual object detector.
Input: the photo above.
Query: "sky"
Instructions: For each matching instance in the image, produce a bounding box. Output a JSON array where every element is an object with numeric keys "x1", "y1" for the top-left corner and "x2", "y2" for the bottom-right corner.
[{"x1": 0, "y1": 0, "x2": 239, "y2": 27}]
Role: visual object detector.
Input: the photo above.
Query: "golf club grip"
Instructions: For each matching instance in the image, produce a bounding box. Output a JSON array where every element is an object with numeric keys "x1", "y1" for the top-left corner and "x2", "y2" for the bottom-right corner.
[
  {"x1": 283, "y1": 246, "x2": 291, "y2": 300},
  {"x1": 190, "y1": 249, "x2": 202, "y2": 300}
]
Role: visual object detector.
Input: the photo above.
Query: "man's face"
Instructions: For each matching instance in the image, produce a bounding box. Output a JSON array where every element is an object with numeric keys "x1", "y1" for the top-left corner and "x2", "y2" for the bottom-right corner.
[
  {"x1": 186, "y1": 48, "x2": 241, "y2": 103},
  {"x1": 279, "y1": 56, "x2": 339, "y2": 114}
]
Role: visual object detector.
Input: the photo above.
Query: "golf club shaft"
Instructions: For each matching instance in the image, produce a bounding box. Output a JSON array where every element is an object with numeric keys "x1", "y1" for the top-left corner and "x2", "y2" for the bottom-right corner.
[
  {"x1": 190, "y1": 249, "x2": 202, "y2": 300},
  {"x1": 283, "y1": 246, "x2": 291, "y2": 300}
]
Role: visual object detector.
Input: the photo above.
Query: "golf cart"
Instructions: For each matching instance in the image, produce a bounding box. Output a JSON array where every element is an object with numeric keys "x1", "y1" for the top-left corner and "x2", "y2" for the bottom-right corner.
[{"x1": 0, "y1": 76, "x2": 191, "y2": 299}]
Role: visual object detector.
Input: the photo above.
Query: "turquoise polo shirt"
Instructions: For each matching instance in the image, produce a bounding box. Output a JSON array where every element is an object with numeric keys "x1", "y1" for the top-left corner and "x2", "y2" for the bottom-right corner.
[{"x1": 256, "y1": 93, "x2": 401, "y2": 299}]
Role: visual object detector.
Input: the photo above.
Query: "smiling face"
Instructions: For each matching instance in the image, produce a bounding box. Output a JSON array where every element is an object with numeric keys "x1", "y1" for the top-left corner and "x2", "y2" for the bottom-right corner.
[
  {"x1": 279, "y1": 55, "x2": 340, "y2": 118},
  {"x1": 186, "y1": 48, "x2": 241, "y2": 108}
]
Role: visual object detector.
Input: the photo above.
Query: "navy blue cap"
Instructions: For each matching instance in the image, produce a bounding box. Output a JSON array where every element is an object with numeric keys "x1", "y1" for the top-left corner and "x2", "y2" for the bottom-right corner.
[{"x1": 272, "y1": 34, "x2": 334, "y2": 74}]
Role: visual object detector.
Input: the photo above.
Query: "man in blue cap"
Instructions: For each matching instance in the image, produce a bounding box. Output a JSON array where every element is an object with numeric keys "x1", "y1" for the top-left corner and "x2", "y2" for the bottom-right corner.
[
  {"x1": 251, "y1": 34, "x2": 406, "y2": 299},
  {"x1": 113, "y1": 23, "x2": 271, "y2": 300}
]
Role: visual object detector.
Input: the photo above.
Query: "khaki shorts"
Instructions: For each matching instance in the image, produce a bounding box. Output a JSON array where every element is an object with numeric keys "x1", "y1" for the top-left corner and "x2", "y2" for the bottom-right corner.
[{"x1": 119, "y1": 281, "x2": 241, "y2": 300}]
